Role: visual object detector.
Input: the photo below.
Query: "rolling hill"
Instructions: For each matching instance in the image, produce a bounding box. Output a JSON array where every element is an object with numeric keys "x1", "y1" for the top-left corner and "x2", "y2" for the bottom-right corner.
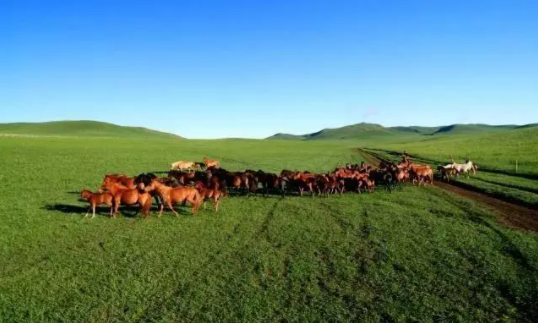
[
  {"x1": 432, "y1": 124, "x2": 517, "y2": 135},
  {"x1": 0, "y1": 120, "x2": 182, "y2": 139},
  {"x1": 267, "y1": 123, "x2": 529, "y2": 141}
]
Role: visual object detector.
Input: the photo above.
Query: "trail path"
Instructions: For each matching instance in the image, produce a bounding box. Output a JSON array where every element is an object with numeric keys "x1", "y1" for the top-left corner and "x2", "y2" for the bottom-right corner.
[{"x1": 357, "y1": 148, "x2": 538, "y2": 233}]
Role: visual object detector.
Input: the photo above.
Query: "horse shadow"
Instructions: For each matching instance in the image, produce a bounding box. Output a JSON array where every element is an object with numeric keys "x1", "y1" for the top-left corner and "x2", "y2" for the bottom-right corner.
[{"x1": 43, "y1": 203, "x2": 148, "y2": 218}]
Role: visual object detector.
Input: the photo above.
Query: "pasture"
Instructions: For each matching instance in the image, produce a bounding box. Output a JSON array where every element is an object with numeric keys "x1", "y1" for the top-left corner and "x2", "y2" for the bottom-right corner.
[{"x1": 1, "y1": 135, "x2": 538, "y2": 322}]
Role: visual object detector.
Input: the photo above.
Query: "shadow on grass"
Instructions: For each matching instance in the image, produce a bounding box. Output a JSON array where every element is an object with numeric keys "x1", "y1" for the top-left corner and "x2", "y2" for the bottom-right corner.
[{"x1": 43, "y1": 204, "x2": 143, "y2": 218}]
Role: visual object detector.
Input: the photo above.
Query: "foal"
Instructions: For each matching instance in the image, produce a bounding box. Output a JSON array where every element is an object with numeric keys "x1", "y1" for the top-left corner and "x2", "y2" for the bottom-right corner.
[{"x1": 80, "y1": 189, "x2": 113, "y2": 218}]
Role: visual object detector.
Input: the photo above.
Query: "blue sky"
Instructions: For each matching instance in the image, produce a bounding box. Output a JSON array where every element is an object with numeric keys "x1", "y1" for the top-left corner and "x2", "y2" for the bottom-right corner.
[{"x1": 1, "y1": 0, "x2": 537, "y2": 138}]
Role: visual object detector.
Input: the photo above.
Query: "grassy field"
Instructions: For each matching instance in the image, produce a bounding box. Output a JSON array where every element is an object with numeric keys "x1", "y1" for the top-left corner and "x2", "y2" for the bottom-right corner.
[
  {"x1": 366, "y1": 126, "x2": 538, "y2": 177},
  {"x1": 1, "y1": 135, "x2": 538, "y2": 322}
]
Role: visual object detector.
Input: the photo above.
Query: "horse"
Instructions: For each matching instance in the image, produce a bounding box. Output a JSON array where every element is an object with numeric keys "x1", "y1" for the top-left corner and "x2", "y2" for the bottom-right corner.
[
  {"x1": 101, "y1": 174, "x2": 136, "y2": 191},
  {"x1": 195, "y1": 181, "x2": 226, "y2": 212},
  {"x1": 170, "y1": 160, "x2": 195, "y2": 170},
  {"x1": 193, "y1": 162, "x2": 206, "y2": 170},
  {"x1": 203, "y1": 157, "x2": 220, "y2": 168},
  {"x1": 409, "y1": 166, "x2": 434, "y2": 186},
  {"x1": 451, "y1": 160, "x2": 477, "y2": 177},
  {"x1": 80, "y1": 190, "x2": 113, "y2": 218},
  {"x1": 138, "y1": 176, "x2": 202, "y2": 216},
  {"x1": 437, "y1": 164, "x2": 457, "y2": 181},
  {"x1": 100, "y1": 180, "x2": 152, "y2": 218}
]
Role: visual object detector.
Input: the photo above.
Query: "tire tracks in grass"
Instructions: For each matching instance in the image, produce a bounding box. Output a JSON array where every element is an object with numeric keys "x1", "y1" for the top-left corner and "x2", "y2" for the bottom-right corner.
[{"x1": 358, "y1": 148, "x2": 538, "y2": 233}]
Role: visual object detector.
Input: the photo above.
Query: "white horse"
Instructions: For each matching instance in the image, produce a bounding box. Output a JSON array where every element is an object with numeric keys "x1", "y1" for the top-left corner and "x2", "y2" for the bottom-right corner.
[
  {"x1": 451, "y1": 160, "x2": 477, "y2": 177},
  {"x1": 170, "y1": 160, "x2": 195, "y2": 170}
]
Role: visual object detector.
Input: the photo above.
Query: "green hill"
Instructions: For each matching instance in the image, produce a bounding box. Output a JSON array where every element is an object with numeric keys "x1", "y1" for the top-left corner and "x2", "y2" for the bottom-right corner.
[
  {"x1": 267, "y1": 123, "x2": 531, "y2": 141},
  {"x1": 0, "y1": 120, "x2": 182, "y2": 139},
  {"x1": 432, "y1": 124, "x2": 517, "y2": 135},
  {"x1": 388, "y1": 126, "x2": 440, "y2": 134},
  {"x1": 266, "y1": 133, "x2": 306, "y2": 140},
  {"x1": 303, "y1": 123, "x2": 396, "y2": 140}
]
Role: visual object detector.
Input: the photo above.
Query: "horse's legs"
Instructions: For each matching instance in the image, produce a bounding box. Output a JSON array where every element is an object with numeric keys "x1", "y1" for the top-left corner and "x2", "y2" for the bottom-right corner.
[
  {"x1": 186, "y1": 197, "x2": 199, "y2": 214},
  {"x1": 215, "y1": 197, "x2": 219, "y2": 212},
  {"x1": 167, "y1": 201, "x2": 179, "y2": 217},
  {"x1": 113, "y1": 198, "x2": 120, "y2": 218},
  {"x1": 158, "y1": 202, "x2": 164, "y2": 217},
  {"x1": 91, "y1": 205, "x2": 96, "y2": 219},
  {"x1": 85, "y1": 206, "x2": 91, "y2": 217}
]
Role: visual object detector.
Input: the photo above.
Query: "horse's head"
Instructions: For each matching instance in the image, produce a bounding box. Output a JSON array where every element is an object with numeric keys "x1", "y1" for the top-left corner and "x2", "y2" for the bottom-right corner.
[
  {"x1": 134, "y1": 173, "x2": 154, "y2": 191},
  {"x1": 80, "y1": 190, "x2": 92, "y2": 200}
]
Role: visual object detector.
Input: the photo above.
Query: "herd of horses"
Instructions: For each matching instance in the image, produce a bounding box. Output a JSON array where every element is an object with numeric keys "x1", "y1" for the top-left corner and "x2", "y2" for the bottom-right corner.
[{"x1": 80, "y1": 154, "x2": 478, "y2": 219}]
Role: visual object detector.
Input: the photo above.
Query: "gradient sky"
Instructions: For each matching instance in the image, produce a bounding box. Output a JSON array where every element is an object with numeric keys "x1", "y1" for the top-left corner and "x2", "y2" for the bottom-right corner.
[{"x1": 1, "y1": 0, "x2": 537, "y2": 138}]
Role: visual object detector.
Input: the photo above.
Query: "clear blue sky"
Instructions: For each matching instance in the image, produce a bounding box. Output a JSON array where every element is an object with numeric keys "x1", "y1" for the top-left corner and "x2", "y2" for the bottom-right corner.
[{"x1": 1, "y1": 0, "x2": 537, "y2": 138}]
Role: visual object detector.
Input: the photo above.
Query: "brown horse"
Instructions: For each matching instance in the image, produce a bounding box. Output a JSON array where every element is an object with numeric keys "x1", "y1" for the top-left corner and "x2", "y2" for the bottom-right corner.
[
  {"x1": 140, "y1": 178, "x2": 202, "y2": 216},
  {"x1": 195, "y1": 182, "x2": 226, "y2": 212},
  {"x1": 100, "y1": 181, "x2": 152, "y2": 218},
  {"x1": 101, "y1": 174, "x2": 136, "y2": 190},
  {"x1": 409, "y1": 166, "x2": 434, "y2": 186},
  {"x1": 80, "y1": 190, "x2": 113, "y2": 218},
  {"x1": 203, "y1": 157, "x2": 220, "y2": 168}
]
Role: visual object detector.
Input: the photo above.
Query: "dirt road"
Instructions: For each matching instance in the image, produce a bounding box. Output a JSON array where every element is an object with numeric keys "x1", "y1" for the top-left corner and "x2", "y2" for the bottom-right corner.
[{"x1": 356, "y1": 148, "x2": 538, "y2": 233}]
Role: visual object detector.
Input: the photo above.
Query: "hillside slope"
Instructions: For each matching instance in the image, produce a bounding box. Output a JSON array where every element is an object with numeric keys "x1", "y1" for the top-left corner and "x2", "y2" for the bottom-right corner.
[
  {"x1": 267, "y1": 123, "x2": 527, "y2": 141},
  {"x1": 0, "y1": 121, "x2": 181, "y2": 139}
]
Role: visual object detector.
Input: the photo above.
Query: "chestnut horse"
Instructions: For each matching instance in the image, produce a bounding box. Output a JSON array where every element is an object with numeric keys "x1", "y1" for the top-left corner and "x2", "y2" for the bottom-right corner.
[
  {"x1": 100, "y1": 180, "x2": 152, "y2": 218},
  {"x1": 203, "y1": 157, "x2": 220, "y2": 168},
  {"x1": 195, "y1": 181, "x2": 226, "y2": 212},
  {"x1": 138, "y1": 177, "x2": 202, "y2": 216},
  {"x1": 80, "y1": 189, "x2": 113, "y2": 218},
  {"x1": 409, "y1": 166, "x2": 434, "y2": 186},
  {"x1": 101, "y1": 174, "x2": 135, "y2": 190}
]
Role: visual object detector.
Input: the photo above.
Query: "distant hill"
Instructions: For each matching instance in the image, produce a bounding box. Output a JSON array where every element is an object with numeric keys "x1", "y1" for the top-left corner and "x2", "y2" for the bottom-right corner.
[
  {"x1": 0, "y1": 120, "x2": 182, "y2": 139},
  {"x1": 267, "y1": 123, "x2": 398, "y2": 140},
  {"x1": 432, "y1": 124, "x2": 517, "y2": 135},
  {"x1": 388, "y1": 126, "x2": 440, "y2": 134},
  {"x1": 267, "y1": 123, "x2": 531, "y2": 140},
  {"x1": 267, "y1": 133, "x2": 306, "y2": 140}
]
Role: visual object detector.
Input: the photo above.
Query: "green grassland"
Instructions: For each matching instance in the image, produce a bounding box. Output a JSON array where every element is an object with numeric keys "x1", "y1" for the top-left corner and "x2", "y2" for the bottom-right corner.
[
  {"x1": 360, "y1": 126, "x2": 538, "y2": 208},
  {"x1": 1, "y1": 131, "x2": 538, "y2": 322},
  {"x1": 366, "y1": 126, "x2": 538, "y2": 176}
]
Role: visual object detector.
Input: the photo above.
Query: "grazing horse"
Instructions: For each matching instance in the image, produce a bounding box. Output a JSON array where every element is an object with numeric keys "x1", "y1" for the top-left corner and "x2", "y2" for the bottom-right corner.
[
  {"x1": 170, "y1": 160, "x2": 195, "y2": 170},
  {"x1": 100, "y1": 180, "x2": 152, "y2": 218},
  {"x1": 80, "y1": 190, "x2": 113, "y2": 218},
  {"x1": 451, "y1": 160, "x2": 477, "y2": 177},
  {"x1": 203, "y1": 157, "x2": 220, "y2": 168},
  {"x1": 195, "y1": 181, "x2": 226, "y2": 212},
  {"x1": 138, "y1": 176, "x2": 202, "y2": 216}
]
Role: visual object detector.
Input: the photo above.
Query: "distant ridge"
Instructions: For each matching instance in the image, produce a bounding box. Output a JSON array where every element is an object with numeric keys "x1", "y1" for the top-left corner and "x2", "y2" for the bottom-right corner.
[
  {"x1": 432, "y1": 124, "x2": 517, "y2": 135},
  {"x1": 0, "y1": 120, "x2": 182, "y2": 139},
  {"x1": 266, "y1": 123, "x2": 534, "y2": 140}
]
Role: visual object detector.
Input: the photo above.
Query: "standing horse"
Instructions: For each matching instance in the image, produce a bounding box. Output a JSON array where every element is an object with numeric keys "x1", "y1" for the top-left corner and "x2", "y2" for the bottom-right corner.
[
  {"x1": 100, "y1": 180, "x2": 152, "y2": 218},
  {"x1": 195, "y1": 181, "x2": 226, "y2": 212},
  {"x1": 203, "y1": 157, "x2": 220, "y2": 168},
  {"x1": 170, "y1": 161, "x2": 195, "y2": 170},
  {"x1": 80, "y1": 190, "x2": 113, "y2": 218},
  {"x1": 138, "y1": 176, "x2": 202, "y2": 216}
]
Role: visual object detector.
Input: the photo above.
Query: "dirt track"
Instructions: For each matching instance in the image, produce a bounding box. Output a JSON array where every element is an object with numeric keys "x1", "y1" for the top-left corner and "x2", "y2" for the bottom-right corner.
[{"x1": 357, "y1": 149, "x2": 538, "y2": 233}]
